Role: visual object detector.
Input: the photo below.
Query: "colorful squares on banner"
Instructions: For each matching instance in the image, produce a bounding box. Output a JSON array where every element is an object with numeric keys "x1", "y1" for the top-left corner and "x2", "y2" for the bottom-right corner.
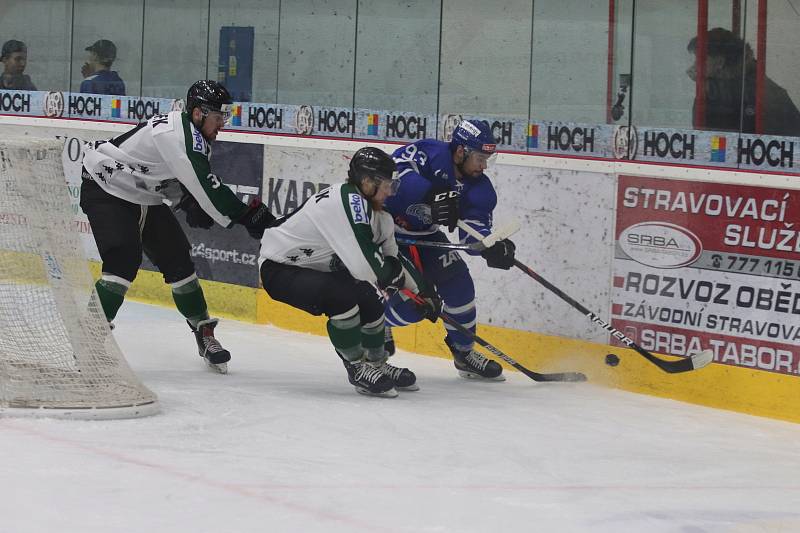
[
  {"x1": 710, "y1": 135, "x2": 726, "y2": 162},
  {"x1": 231, "y1": 104, "x2": 242, "y2": 126},
  {"x1": 111, "y1": 98, "x2": 121, "y2": 118},
  {"x1": 367, "y1": 113, "x2": 379, "y2": 135},
  {"x1": 527, "y1": 124, "x2": 539, "y2": 148}
]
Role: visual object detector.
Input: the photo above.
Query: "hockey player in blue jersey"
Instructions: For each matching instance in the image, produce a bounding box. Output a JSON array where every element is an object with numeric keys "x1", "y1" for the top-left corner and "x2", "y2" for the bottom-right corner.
[{"x1": 383, "y1": 119, "x2": 517, "y2": 380}]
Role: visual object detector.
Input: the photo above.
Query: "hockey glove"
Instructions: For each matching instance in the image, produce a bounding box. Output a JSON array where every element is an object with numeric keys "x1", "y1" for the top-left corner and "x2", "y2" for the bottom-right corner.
[
  {"x1": 481, "y1": 239, "x2": 516, "y2": 270},
  {"x1": 176, "y1": 191, "x2": 215, "y2": 229},
  {"x1": 430, "y1": 190, "x2": 460, "y2": 232},
  {"x1": 237, "y1": 198, "x2": 276, "y2": 240},
  {"x1": 378, "y1": 256, "x2": 406, "y2": 291},
  {"x1": 414, "y1": 289, "x2": 442, "y2": 323}
]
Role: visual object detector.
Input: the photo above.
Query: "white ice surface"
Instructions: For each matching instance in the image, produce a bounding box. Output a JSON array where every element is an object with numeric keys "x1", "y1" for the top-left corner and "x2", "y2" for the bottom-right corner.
[{"x1": 2, "y1": 301, "x2": 800, "y2": 533}]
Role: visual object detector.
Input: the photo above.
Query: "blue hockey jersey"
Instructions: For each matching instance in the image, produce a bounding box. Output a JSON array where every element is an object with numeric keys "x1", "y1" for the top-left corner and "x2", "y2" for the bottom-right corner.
[
  {"x1": 384, "y1": 139, "x2": 497, "y2": 243},
  {"x1": 80, "y1": 70, "x2": 126, "y2": 96}
]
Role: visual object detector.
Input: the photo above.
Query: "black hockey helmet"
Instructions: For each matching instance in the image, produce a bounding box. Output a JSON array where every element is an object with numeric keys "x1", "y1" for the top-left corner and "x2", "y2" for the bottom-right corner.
[
  {"x1": 348, "y1": 147, "x2": 399, "y2": 196},
  {"x1": 186, "y1": 80, "x2": 233, "y2": 122},
  {"x1": 348, "y1": 147, "x2": 395, "y2": 181}
]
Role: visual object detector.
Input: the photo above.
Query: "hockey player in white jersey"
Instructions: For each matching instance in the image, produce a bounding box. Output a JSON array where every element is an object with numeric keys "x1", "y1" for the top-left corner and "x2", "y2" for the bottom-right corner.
[
  {"x1": 80, "y1": 80, "x2": 275, "y2": 373},
  {"x1": 259, "y1": 147, "x2": 440, "y2": 397}
]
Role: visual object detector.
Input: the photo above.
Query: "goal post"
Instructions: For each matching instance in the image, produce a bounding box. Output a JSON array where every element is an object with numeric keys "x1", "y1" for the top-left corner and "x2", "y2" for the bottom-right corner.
[{"x1": 0, "y1": 138, "x2": 159, "y2": 419}]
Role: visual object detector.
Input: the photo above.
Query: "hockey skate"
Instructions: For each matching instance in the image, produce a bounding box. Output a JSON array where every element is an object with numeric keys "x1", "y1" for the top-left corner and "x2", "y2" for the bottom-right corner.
[
  {"x1": 190, "y1": 318, "x2": 231, "y2": 374},
  {"x1": 338, "y1": 353, "x2": 398, "y2": 398},
  {"x1": 446, "y1": 338, "x2": 505, "y2": 381},
  {"x1": 375, "y1": 357, "x2": 419, "y2": 391},
  {"x1": 384, "y1": 326, "x2": 396, "y2": 356}
]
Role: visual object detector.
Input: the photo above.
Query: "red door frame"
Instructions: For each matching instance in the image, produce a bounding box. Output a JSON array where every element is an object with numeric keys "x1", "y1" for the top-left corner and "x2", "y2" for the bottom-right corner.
[
  {"x1": 755, "y1": 0, "x2": 768, "y2": 133},
  {"x1": 606, "y1": 0, "x2": 617, "y2": 123}
]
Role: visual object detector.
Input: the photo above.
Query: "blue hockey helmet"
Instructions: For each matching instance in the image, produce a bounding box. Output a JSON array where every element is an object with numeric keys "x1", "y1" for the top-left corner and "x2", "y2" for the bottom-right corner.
[{"x1": 450, "y1": 119, "x2": 497, "y2": 155}]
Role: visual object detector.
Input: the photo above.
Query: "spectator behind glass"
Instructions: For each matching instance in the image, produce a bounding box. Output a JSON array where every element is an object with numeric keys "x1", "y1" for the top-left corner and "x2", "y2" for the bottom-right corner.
[
  {"x1": 0, "y1": 39, "x2": 36, "y2": 91},
  {"x1": 687, "y1": 28, "x2": 800, "y2": 137},
  {"x1": 80, "y1": 39, "x2": 126, "y2": 96}
]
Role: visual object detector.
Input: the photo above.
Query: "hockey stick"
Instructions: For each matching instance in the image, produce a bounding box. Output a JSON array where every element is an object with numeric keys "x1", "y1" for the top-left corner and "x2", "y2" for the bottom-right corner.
[
  {"x1": 456, "y1": 221, "x2": 714, "y2": 374},
  {"x1": 396, "y1": 220, "x2": 521, "y2": 252},
  {"x1": 401, "y1": 289, "x2": 586, "y2": 382}
]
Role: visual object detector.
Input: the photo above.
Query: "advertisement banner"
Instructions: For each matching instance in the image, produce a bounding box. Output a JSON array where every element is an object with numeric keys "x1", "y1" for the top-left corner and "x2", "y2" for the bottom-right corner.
[
  {"x1": 232, "y1": 102, "x2": 288, "y2": 133},
  {"x1": 612, "y1": 175, "x2": 800, "y2": 376},
  {"x1": 438, "y1": 113, "x2": 527, "y2": 152},
  {"x1": 734, "y1": 133, "x2": 797, "y2": 172},
  {"x1": 527, "y1": 121, "x2": 615, "y2": 159},
  {"x1": 3, "y1": 90, "x2": 798, "y2": 175},
  {"x1": 0, "y1": 89, "x2": 38, "y2": 116},
  {"x1": 60, "y1": 134, "x2": 102, "y2": 261},
  {"x1": 355, "y1": 107, "x2": 435, "y2": 144},
  {"x1": 262, "y1": 145, "x2": 336, "y2": 218}
]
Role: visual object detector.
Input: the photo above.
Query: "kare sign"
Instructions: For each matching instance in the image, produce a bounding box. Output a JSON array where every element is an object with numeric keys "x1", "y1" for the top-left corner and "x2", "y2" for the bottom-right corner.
[{"x1": 612, "y1": 175, "x2": 800, "y2": 377}]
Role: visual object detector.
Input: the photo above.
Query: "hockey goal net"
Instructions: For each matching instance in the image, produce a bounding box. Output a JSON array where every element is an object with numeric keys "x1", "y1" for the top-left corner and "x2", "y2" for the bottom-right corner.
[{"x1": 0, "y1": 138, "x2": 159, "y2": 419}]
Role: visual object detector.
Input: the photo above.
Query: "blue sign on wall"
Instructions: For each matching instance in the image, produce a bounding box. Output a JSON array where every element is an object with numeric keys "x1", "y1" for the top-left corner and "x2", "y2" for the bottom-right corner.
[{"x1": 218, "y1": 26, "x2": 254, "y2": 103}]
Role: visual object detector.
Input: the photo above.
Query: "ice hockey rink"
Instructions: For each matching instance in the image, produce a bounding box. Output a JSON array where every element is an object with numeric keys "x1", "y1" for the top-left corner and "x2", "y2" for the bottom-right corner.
[{"x1": 2, "y1": 301, "x2": 799, "y2": 533}]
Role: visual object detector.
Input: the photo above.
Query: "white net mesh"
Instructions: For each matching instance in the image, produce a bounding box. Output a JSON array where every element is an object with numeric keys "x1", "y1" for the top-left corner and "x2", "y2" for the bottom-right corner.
[{"x1": 0, "y1": 138, "x2": 159, "y2": 419}]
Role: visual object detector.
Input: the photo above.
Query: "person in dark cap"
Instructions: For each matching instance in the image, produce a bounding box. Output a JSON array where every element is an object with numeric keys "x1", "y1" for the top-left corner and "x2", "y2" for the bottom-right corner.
[
  {"x1": 0, "y1": 39, "x2": 36, "y2": 90},
  {"x1": 80, "y1": 39, "x2": 125, "y2": 95}
]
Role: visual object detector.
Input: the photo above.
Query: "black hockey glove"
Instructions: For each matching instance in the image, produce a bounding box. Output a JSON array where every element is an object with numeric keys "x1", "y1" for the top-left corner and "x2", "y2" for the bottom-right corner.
[
  {"x1": 176, "y1": 191, "x2": 215, "y2": 229},
  {"x1": 414, "y1": 289, "x2": 442, "y2": 323},
  {"x1": 430, "y1": 190, "x2": 460, "y2": 232},
  {"x1": 237, "y1": 198, "x2": 276, "y2": 240},
  {"x1": 481, "y1": 239, "x2": 516, "y2": 270},
  {"x1": 377, "y1": 256, "x2": 406, "y2": 291}
]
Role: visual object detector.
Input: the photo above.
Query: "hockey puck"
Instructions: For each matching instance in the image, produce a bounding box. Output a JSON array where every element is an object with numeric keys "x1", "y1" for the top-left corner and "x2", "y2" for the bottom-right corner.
[{"x1": 605, "y1": 354, "x2": 620, "y2": 367}]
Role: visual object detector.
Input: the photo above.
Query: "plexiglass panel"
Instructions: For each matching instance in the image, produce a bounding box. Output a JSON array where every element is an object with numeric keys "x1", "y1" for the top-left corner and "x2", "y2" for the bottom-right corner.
[
  {"x1": 209, "y1": 0, "x2": 280, "y2": 103},
  {"x1": 353, "y1": 0, "x2": 440, "y2": 114},
  {"x1": 141, "y1": 0, "x2": 209, "y2": 99},
  {"x1": 529, "y1": 0, "x2": 610, "y2": 123},
  {"x1": 439, "y1": 0, "x2": 531, "y2": 118},
  {"x1": 0, "y1": 0, "x2": 72, "y2": 92},
  {"x1": 0, "y1": 0, "x2": 797, "y2": 146},
  {"x1": 741, "y1": 0, "x2": 800, "y2": 136},
  {"x1": 70, "y1": 0, "x2": 143, "y2": 96},
  {"x1": 276, "y1": 0, "x2": 357, "y2": 106},
  {"x1": 631, "y1": 1, "x2": 741, "y2": 129}
]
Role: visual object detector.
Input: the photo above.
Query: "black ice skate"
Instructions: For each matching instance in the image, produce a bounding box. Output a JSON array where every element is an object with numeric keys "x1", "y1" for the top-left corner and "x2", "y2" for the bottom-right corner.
[
  {"x1": 339, "y1": 353, "x2": 397, "y2": 398},
  {"x1": 446, "y1": 338, "x2": 505, "y2": 381},
  {"x1": 190, "y1": 318, "x2": 231, "y2": 374},
  {"x1": 375, "y1": 359, "x2": 419, "y2": 391},
  {"x1": 384, "y1": 326, "x2": 396, "y2": 356}
]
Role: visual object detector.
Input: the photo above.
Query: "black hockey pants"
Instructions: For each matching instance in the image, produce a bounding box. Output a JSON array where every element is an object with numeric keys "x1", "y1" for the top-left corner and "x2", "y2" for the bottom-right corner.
[
  {"x1": 79, "y1": 176, "x2": 196, "y2": 283},
  {"x1": 260, "y1": 260, "x2": 384, "y2": 323}
]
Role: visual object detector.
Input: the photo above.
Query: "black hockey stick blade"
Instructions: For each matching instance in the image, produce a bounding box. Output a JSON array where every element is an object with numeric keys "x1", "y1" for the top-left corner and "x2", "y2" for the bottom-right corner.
[{"x1": 514, "y1": 259, "x2": 714, "y2": 374}]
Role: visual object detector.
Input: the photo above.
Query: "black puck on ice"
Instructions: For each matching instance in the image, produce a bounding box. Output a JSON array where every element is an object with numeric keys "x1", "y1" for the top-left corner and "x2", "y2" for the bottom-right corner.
[{"x1": 605, "y1": 354, "x2": 620, "y2": 367}]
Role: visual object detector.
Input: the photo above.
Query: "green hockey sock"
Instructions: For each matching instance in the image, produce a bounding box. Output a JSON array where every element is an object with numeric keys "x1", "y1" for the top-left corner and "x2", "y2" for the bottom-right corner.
[
  {"x1": 361, "y1": 315, "x2": 386, "y2": 362},
  {"x1": 327, "y1": 306, "x2": 363, "y2": 361},
  {"x1": 95, "y1": 276, "x2": 129, "y2": 322},
  {"x1": 171, "y1": 276, "x2": 209, "y2": 327}
]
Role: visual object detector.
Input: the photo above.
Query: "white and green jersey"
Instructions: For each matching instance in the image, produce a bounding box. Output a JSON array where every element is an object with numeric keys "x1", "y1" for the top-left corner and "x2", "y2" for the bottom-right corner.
[
  {"x1": 259, "y1": 183, "x2": 398, "y2": 285},
  {"x1": 81, "y1": 110, "x2": 247, "y2": 227}
]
